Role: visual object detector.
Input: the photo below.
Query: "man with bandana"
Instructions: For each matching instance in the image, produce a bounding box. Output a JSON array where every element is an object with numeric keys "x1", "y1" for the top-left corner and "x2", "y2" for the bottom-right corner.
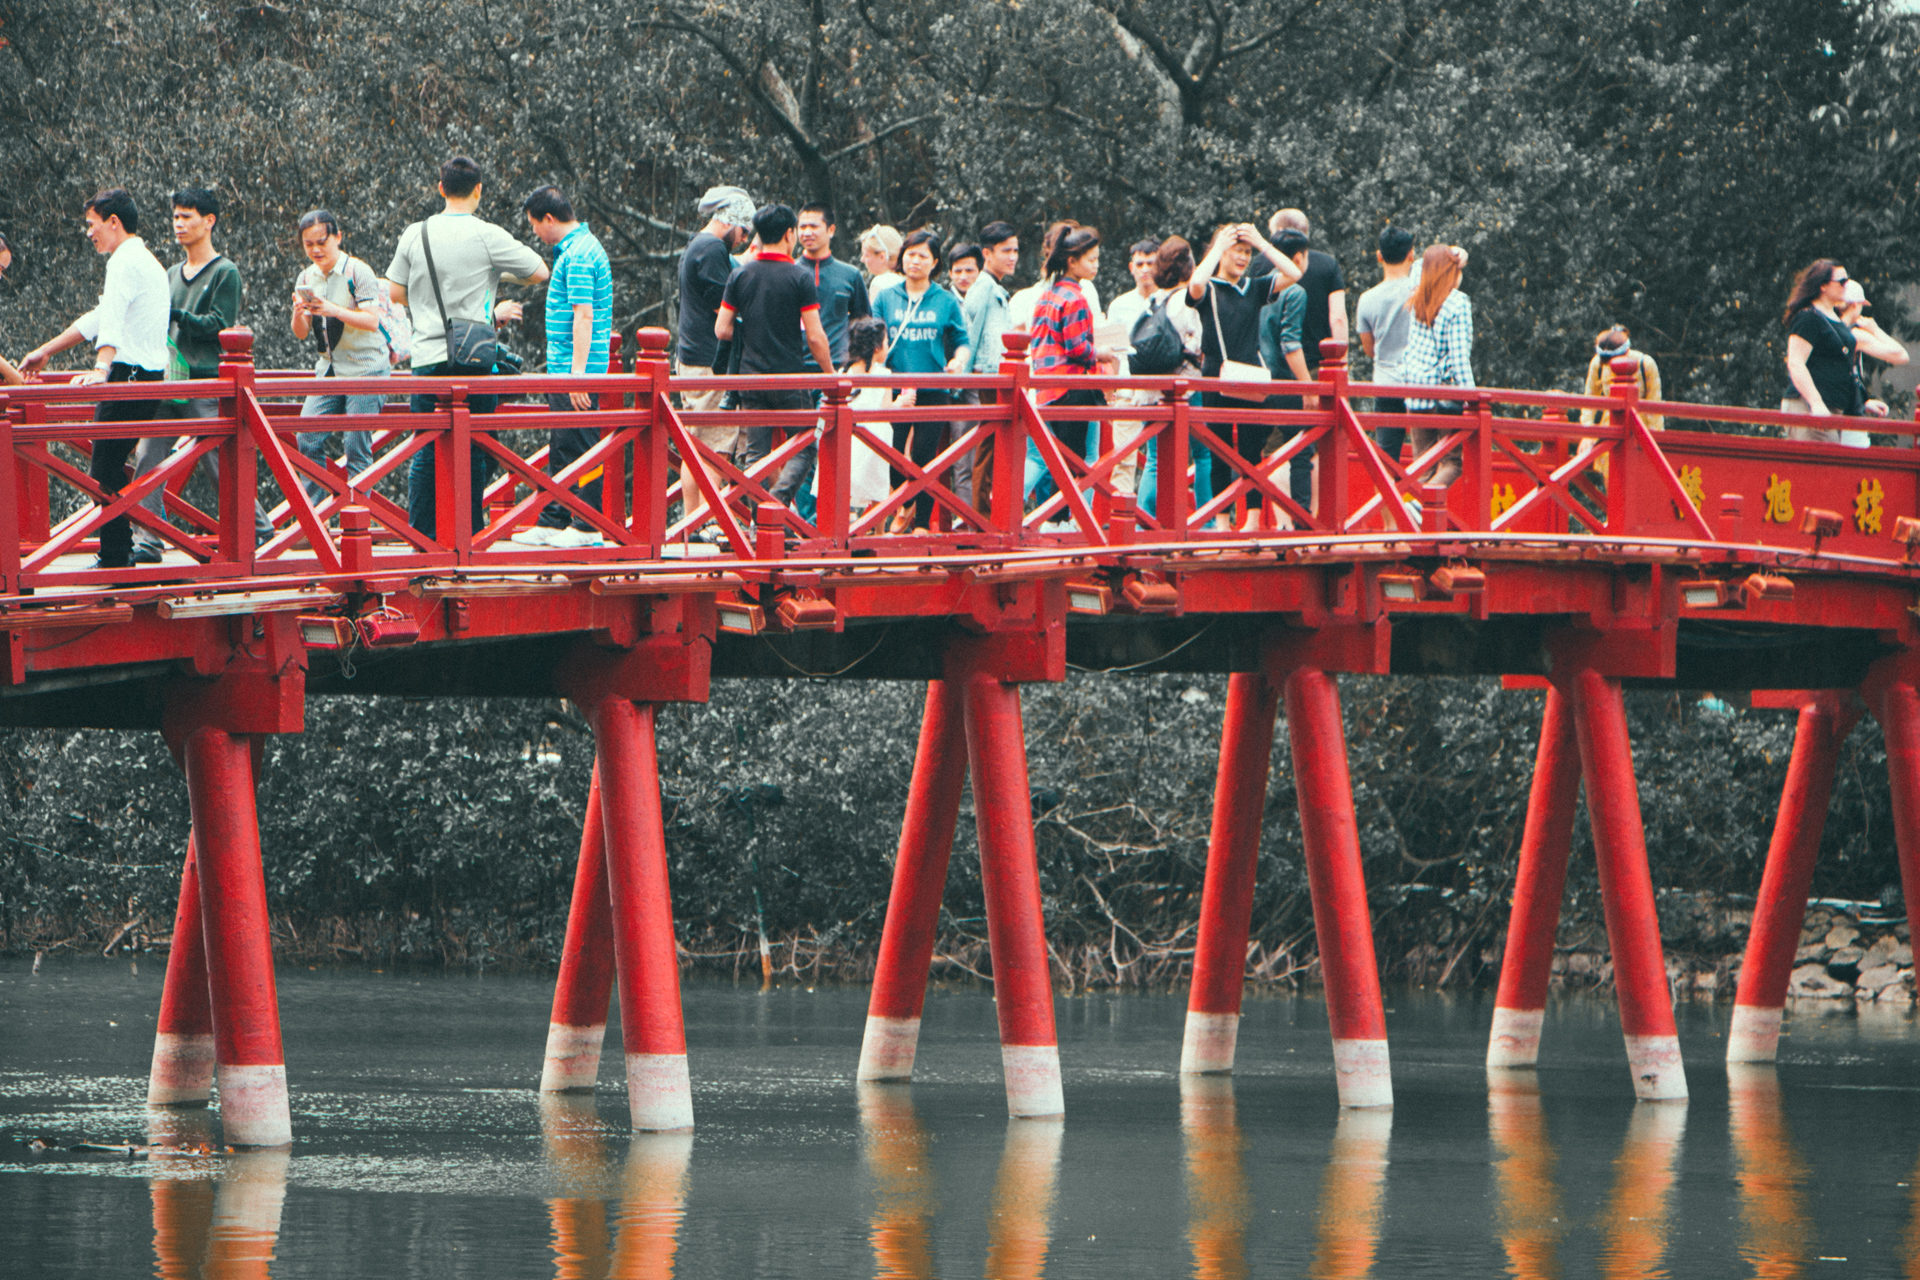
[{"x1": 675, "y1": 185, "x2": 755, "y2": 524}]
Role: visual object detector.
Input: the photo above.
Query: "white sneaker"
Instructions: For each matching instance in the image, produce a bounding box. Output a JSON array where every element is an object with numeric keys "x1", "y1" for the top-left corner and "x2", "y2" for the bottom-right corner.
[
  {"x1": 547, "y1": 526, "x2": 606, "y2": 548},
  {"x1": 511, "y1": 525, "x2": 559, "y2": 547}
]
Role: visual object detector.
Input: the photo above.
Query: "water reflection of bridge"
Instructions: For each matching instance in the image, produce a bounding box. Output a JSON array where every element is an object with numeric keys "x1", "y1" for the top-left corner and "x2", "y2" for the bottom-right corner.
[{"x1": 8, "y1": 328, "x2": 1920, "y2": 1150}]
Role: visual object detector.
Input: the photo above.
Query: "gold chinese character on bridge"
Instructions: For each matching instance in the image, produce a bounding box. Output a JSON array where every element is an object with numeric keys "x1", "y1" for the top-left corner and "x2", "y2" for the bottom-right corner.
[
  {"x1": 1854, "y1": 476, "x2": 1884, "y2": 535},
  {"x1": 1489, "y1": 483, "x2": 1516, "y2": 520},
  {"x1": 1678, "y1": 464, "x2": 1704, "y2": 510},
  {"x1": 1763, "y1": 474, "x2": 1794, "y2": 524}
]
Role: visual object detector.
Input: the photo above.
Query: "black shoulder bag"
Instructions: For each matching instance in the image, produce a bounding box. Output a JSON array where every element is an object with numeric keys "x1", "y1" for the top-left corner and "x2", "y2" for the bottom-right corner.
[{"x1": 420, "y1": 219, "x2": 522, "y2": 374}]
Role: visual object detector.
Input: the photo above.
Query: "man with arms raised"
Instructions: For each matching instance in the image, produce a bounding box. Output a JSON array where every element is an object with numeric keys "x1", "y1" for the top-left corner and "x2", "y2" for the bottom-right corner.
[
  {"x1": 714, "y1": 203, "x2": 836, "y2": 509},
  {"x1": 387, "y1": 156, "x2": 549, "y2": 536}
]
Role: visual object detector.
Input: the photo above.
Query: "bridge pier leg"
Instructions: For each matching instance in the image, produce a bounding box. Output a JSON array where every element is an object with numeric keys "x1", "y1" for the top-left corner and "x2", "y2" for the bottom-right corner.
[
  {"x1": 148, "y1": 831, "x2": 216, "y2": 1106},
  {"x1": 1566, "y1": 668, "x2": 1687, "y2": 1100},
  {"x1": 1284, "y1": 667, "x2": 1391, "y2": 1108},
  {"x1": 962, "y1": 673, "x2": 1065, "y2": 1119},
  {"x1": 180, "y1": 728, "x2": 294, "y2": 1147},
  {"x1": 859, "y1": 680, "x2": 969, "y2": 1081},
  {"x1": 1872, "y1": 681, "x2": 1920, "y2": 983},
  {"x1": 591, "y1": 698, "x2": 694, "y2": 1131},
  {"x1": 1729, "y1": 697, "x2": 1851, "y2": 1062},
  {"x1": 1487, "y1": 687, "x2": 1581, "y2": 1068},
  {"x1": 541, "y1": 763, "x2": 617, "y2": 1092},
  {"x1": 1182, "y1": 672, "x2": 1281, "y2": 1075}
]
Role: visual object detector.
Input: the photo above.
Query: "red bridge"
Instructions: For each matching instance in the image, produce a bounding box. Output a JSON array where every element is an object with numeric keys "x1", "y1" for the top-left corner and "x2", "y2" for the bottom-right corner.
[{"x1": 7, "y1": 327, "x2": 1919, "y2": 1145}]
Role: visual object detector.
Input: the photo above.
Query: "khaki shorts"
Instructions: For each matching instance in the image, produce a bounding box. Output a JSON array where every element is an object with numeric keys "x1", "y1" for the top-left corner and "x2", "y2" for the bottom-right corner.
[{"x1": 676, "y1": 365, "x2": 737, "y2": 453}]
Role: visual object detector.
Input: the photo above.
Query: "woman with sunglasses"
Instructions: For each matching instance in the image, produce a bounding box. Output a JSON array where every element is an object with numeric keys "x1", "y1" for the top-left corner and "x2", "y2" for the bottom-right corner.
[{"x1": 1782, "y1": 259, "x2": 1864, "y2": 443}]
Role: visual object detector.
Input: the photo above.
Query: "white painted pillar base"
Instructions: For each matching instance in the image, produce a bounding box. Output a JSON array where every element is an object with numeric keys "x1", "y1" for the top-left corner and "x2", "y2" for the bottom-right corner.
[
  {"x1": 626, "y1": 1053, "x2": 695, "y2": 1131},
  {"x1": 1332, "y1": 1038, "x2": 1393, "y2": 1108},
  {"x1": 1623, "y1": 1033, "x2": 1689, "y2": 1100},
  {"x1": 1725, "y1": 1005, "x2": 1783, "y2": 1064},
  {"x1": 148, "y1": 1032, "x2": 217, "y2": 1106},
  {"x1": 216, "y1": 1064, "x2": 293, "y2": 1148},
  {"x1": 1179, "y1": 1010, "x2": 1240, "y2": 1075},
  {"x1": 857, "y1": 1015, "x2": 921, "y2": 1081},
  {"x1": 1000, "y1": 1043, "x2": 1065, "y2": 1118},
  {"x1": 1485, "y1": 1006, "x2": 1545, "y2": 1068},
  {"x1": 539, "y1": 1022, "x2": 607, "y2": 1092}
]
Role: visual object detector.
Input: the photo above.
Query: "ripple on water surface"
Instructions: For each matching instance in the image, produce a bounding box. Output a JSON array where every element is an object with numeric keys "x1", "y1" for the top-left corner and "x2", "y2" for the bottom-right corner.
[{"x1": 2, "y1": 959, "x2": 1918, "y2": 1278}]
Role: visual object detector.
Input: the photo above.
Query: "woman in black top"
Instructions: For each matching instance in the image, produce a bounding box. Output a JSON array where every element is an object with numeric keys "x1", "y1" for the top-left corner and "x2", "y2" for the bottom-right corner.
[
  {"x1": 1187, "y1": 223, "x2": 1301, "y2": 525},
  {"x1": 1782, "y1": 259, "x2": 1863, "y2": 441}
]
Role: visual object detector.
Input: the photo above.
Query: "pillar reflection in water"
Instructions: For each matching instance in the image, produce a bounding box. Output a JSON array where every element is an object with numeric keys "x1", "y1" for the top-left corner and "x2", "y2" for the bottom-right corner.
[
  {"x1": 1727, "y1": 1064, "x2": 1812, "y2": 1277},
  {"x1": 983, "y1": 1117, "x2": 1064, "y2": 1280},
  {"x1": 608, "y1": 1132, "x2": 693, "y2": 1279},
  {"x1": 1309, "y1": 1109, "x2": 1391, "y2": 1280},
  {"x1": 148, "y1": 1108, "x2": 290, "y2": 1280},
  {"x1": 541, "y1": 1094, "x2": 614, "y2": 1280},
  {"x1": 1597, "y1": 1102, "x2": 1686, "y2": 1280},
  {"x1": 539, "y1": 1093, "x2": 692, "y2": 1280},
  {"x1": 1486, "y1": 1070, "x2": 1563, "y2": 1280},
  {"x1": 859, "y1": 1082, "x2": 936, "y2": 1280},
  {"x1": 1180, "y1": 1075, "x2": 1250, "y2": 1280},
  {"x1": 150, "y1": 1107, "x2": 218, "y2": 1280}
]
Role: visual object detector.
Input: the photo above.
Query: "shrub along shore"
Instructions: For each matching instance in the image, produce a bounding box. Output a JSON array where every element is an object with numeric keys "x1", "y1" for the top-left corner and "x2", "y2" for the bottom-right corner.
[{"x1": 0, "y1": 675, "x2": 1911, "y2": 1005}]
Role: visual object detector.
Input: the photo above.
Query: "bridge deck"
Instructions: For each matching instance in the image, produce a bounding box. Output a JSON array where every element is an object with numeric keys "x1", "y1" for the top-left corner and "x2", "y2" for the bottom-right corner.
[{"x1": 2, "y1": 328, "x2": 1916, "y2": 722}]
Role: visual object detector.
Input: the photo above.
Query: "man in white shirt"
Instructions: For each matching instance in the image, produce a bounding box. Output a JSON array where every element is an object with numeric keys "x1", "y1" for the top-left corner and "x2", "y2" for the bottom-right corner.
[
  {"x1": 386, "y1": 156, "x2": 549, "y2": 536},
  {"x1": 1104, "y1": 238, "x2": 1163, "y2": 497},
  {"x1": 21, "y1": 189, "x2": 170, "y2": 569}
]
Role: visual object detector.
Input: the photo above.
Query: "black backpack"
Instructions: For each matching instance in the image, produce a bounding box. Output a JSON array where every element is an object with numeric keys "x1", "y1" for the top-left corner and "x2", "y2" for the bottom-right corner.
[{"x1": 1128, "y1": 296, "x2": 1186, "y2": 376}]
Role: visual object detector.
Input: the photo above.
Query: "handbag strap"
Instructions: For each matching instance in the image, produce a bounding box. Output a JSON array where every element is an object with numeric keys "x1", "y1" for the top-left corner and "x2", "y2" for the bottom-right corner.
[
  {"x1": 1207, "y1": 278, "x2": 1228, "y2": 367},
  {"x1": 418, "y1": 218, "x2": 456, "y2": 342}
]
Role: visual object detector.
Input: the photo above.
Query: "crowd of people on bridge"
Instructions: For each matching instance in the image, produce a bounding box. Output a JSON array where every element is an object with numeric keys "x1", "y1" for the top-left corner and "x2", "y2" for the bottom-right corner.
[{"x1": 0, "y1": 155, "x2": 1909, "y2": 562}]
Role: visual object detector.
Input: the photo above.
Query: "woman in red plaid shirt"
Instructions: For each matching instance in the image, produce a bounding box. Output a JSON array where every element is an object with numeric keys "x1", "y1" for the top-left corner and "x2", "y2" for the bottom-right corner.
[{"x1": 1029, "y1": 226, "x2": 1106, "y2": 518}]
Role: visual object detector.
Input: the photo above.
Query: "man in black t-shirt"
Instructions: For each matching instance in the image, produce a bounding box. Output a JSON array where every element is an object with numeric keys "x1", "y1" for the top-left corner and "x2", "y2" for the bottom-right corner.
[{"x1": 715, "y1": 203, "x2": 836, "y2": 506}]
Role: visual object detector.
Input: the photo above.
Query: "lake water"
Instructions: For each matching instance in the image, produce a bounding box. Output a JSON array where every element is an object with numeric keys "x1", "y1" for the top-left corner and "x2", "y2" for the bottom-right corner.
[{"x1": 2, "y1": 958, "x2": 1918, "y2": 1278}]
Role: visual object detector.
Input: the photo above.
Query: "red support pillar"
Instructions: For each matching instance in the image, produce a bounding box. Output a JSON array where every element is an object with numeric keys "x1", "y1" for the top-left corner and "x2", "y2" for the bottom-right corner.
[
  {"x1": 1729, "y1": 696, "x2": 1853, "y2": 1062},
  {"x1": 541, "y1": 762, "x2": 617, "y2": 1092},
  {"x1": 1566, "y1": 667, "x2": 1687, "y2": 1100},
  {"x1": 859, "y1": 680, "x2": 969, "y2": 1081},
  {"x1": 1284, "y1": 668, "x2": 1392, "y2": 1107},
  {"x1": 591, "y1": 698, "x2": 693, "y2": 1131},
  {"x1": 1487, "y1": 687, "x2": 1582, "y2": 1068},
  {"x1": 962, "y1": 673, "x2": 1065, "y2": 1118},
  {"x1": 148, "y1": 831, "x2": 216, "y2": 1106},
  {"x1": 1182, "y1": 672, "x2": 1281, "y2": 1074},
  {"x1": 181, "y1": 728, "x2": 293, "y2": 1147},
  {"x1": 1873, "y1": 681, "x2": 1920, "y2": 988}
]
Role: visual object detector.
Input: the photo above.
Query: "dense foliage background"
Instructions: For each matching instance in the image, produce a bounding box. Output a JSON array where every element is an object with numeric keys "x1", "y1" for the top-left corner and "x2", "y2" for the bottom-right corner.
[
  {"x1": 4, "y1": 0, "x2": 1920, "y2": 404},
  {"x1": 0, "y1": 678, "x2": 1902, "y2": 986}
]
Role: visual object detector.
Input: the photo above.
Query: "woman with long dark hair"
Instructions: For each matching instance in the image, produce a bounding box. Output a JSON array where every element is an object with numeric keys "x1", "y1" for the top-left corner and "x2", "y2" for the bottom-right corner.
[
  {"x1": 1781, "y1": 258, "x2": 1863, "y2": 442},
  {"x1": 1026, "y1": 227, "x2": 1107, "y2": 519},
  {"x1": 1400, "y1": 244, "x2": 1473, "y2": 488}
]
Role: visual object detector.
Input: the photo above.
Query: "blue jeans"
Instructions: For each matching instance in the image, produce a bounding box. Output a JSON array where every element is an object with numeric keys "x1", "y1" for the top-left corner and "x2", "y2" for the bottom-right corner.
[
  {"x1": 407, "y1": 361, "x2": 499, "y2": 537},
  {"x1": 298, "y1": 384, "x2": 386, "y2": 503}
]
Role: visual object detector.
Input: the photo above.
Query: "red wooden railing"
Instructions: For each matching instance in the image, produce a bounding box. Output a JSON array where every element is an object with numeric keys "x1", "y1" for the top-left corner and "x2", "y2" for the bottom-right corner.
[{"x1": 4, "y1": 326, "x2": 1917, "y2": 601}]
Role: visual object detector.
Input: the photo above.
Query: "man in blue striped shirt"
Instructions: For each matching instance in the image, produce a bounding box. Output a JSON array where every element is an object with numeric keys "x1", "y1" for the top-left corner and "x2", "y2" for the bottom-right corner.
[{"x1": 514, "y1": 186, "x2": 614, "y2": 548}]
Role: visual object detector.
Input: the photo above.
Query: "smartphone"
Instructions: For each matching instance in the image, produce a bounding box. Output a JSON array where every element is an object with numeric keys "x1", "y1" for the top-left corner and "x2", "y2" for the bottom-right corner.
[{"x1": 295, "y1": 285, "x2": 319, "y2": 305}]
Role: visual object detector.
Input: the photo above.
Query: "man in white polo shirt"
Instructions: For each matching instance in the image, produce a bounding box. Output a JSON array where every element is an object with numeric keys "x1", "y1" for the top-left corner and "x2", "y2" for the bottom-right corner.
[{"x1": 21, "y1": 188, "x2": 170, "y2": 569}]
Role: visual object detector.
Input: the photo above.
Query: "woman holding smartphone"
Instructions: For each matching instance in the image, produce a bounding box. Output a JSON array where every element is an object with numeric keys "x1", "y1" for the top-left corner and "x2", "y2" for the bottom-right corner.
[{"x1": 291, "y1": 208, "x2": 388, "y2": 502}]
